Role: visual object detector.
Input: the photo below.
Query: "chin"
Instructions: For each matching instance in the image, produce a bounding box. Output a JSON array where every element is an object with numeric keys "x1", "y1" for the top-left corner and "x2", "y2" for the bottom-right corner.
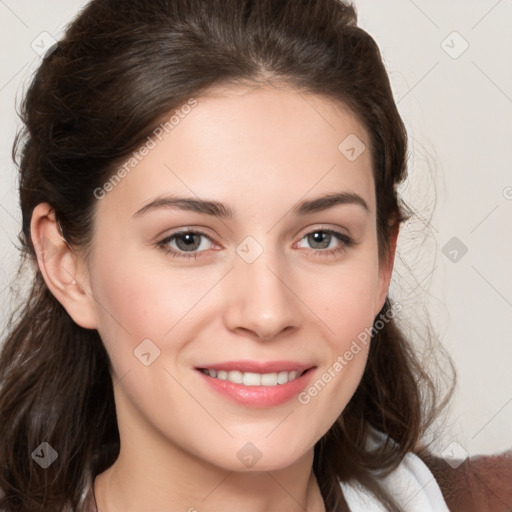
[{"x1": 204, "y1": 439, "x2": 314, "y2": 473}]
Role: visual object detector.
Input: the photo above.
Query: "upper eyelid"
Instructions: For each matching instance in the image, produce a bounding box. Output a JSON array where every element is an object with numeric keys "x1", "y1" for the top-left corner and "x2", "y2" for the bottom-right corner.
[
  {"x1": 160, "y1": 228, "x2": 219, "y2": 246},
  {"x1": 295, "y1": 224, "x2": 350, "y2": 239}
]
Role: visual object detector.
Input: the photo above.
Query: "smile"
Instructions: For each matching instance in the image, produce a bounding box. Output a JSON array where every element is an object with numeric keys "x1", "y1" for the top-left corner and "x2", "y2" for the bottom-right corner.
[
  {"x1": 199, "y1": 368, "x2": 307, "y2": 386},
  {"x1": 196, "y1": 365, "x2": 316, "y2": 408}
]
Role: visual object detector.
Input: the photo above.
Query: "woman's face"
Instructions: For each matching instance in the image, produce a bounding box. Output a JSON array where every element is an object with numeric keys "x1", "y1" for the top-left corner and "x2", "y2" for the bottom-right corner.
[{"x1": 79, "y1": 83, "x2": 394, "y2": 472}]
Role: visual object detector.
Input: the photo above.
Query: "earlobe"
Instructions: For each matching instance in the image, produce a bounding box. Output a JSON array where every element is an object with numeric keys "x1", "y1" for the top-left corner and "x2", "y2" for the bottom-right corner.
[
  {"x1": 30, "y1": 203, "x2": 99, "y2": 330},
  {"x1": 374, "y1": 220, "x2": 400, "y2": 316}
]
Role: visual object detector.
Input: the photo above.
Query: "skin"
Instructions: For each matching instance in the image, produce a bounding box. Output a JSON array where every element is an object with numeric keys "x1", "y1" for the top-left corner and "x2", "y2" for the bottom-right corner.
[{"x1": 31, "y1": 82, "x2": 398, "y2": 512}]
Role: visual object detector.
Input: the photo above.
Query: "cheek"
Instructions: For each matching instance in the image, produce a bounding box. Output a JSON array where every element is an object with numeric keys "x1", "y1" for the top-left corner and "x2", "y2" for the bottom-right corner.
[
  {"x1": 88, "y1": 249, "x2": 168, "y2": 371},
  {"x1": 89, "y1": 248, "x2": 221, "y2": 369},
  {"x1": 300, "y1": 259, "x2": 381, "y2": 345},
  {"x1": 91, "y1": 263, "x2": 160, "y2": 338},
  {"x1": 295, "y1": 263, "x2": 378, "y2": 426}
]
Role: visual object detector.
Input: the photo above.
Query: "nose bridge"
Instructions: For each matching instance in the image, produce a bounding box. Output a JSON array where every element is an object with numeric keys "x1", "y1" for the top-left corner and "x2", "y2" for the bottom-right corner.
[{"x1": 224, "y1": 235, "x2": 300, "y2": 339}]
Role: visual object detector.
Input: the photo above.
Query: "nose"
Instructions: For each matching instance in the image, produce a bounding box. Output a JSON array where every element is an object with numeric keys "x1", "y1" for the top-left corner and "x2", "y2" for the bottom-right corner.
[{"x1": 222, "y1": 242, "x2": 302, "y2": 341}]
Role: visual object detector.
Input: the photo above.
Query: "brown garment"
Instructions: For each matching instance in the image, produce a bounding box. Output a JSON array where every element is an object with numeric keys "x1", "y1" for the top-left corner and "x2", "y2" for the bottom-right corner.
[{"x1": 420, "y1": 451, "x2": 512, "y2": 512}]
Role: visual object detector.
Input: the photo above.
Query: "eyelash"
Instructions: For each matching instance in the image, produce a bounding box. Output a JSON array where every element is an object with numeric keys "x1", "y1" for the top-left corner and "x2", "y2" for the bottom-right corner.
[{"x1": 156, "y1": 228, "x2": 355, "y2": 260}]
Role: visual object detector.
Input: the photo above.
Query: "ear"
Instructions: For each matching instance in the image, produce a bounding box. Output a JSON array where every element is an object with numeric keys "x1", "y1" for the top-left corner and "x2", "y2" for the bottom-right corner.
[
  {"x1": 30, "y1": 203, "x2": 99, "y2": 329},
  {"x1": 374, "y1": 219, "x2": 399, "y2": 316}
]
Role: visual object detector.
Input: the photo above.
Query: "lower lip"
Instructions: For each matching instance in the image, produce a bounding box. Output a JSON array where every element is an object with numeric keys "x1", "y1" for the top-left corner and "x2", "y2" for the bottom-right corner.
[{"x1": 196, "y1": 368, "x2": 316, "y2": 408}]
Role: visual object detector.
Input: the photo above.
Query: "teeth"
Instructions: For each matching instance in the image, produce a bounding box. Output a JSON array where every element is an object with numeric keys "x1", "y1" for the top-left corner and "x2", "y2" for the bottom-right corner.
[
  {"x1": 243, "y1": 372, "x2": 261, "y2": 386},
  {"x1": 201, "y1": 369, "x2": 303, "y2": 386}
]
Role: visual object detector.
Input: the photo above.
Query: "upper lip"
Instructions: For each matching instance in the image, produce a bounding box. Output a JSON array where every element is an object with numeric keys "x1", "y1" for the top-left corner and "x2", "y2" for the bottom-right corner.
[{"x1": 196, "y1": 360, "x2": 315, "y2": 373}]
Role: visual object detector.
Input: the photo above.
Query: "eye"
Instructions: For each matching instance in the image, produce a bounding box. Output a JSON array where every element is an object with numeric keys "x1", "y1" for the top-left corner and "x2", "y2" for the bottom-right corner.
[
  {"x1": 156, "y1": 227, "x2": 355, "y2": 260},
  {"x1": 156, "y1": 230, "x2": 216, "y2": 259},
  {"x1": 295, "y1": 228, "x2": 354, "y2": 257}
]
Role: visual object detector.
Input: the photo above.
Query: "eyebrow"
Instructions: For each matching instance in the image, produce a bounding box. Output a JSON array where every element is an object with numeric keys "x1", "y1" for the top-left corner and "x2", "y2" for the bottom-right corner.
[{"x1": 132, "y1": 191, "x2": 370, "y2": 219}]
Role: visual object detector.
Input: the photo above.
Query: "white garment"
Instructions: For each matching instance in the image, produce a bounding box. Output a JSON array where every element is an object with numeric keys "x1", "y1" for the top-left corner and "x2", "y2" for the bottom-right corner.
[{"x1": 339, "y1": 431, "x2": 449, "y2": 511}]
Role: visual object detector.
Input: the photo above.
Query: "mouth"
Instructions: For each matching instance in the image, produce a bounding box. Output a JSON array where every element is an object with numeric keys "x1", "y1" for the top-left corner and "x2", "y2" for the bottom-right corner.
[
  {"x1": 194, "y1": 361, "x2": 316, "y2": 408},
  {"x1": 197, "y1": 367, "x2": 310, "y2": 386}
]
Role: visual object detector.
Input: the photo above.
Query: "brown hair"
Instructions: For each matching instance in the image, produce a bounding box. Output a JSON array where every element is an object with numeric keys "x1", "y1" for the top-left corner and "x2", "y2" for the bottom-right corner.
[{"x1": 0, "y1": 1, "x2": 454, "y2": 510}]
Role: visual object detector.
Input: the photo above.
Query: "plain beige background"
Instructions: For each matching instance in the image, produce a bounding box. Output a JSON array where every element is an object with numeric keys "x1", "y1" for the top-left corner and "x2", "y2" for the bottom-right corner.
[{"x1": 0, "y1": 0, "x2": 511, "y2": 459}]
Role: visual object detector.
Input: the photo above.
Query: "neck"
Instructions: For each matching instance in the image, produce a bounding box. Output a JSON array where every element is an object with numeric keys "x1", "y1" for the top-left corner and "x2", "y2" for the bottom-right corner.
[
  {"x1": 92, "y1": 375, "x2": 327, "y2": 512},
  {"x1": 93, "y1": 441, "x2": 325, "y2": 512}
]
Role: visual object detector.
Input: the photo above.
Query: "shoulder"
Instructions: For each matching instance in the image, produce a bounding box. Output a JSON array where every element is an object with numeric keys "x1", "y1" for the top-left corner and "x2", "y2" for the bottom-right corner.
[
  {"x1": 340, "y1": 449, "x2": 450, "y2": 511},
  {"x1": 340, "y1": 429, "x2": 512, "y2": 512},
  {"x1": 419, "y1": 449, "x2": 512, "y2": 512},
  {"x1": 338, "y1": 429, "x2": 450, "y2": 511}
]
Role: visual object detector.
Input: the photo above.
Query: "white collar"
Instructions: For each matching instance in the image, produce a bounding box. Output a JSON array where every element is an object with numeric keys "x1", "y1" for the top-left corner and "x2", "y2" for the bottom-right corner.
[{"x1": 339, "y1": 430, "x2": 449, "y2": 511}]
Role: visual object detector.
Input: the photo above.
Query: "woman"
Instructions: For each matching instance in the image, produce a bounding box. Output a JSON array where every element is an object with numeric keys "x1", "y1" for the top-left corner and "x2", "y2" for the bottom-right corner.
[{"x1": 1, "y1": 1, "x2": 509, "y2": 511}]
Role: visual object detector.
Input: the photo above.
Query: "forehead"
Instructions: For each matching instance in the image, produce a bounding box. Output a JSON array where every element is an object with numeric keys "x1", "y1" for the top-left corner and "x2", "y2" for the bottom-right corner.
[{"x1": 95, "y1": 82, "x2": 375, "y2": 221}]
